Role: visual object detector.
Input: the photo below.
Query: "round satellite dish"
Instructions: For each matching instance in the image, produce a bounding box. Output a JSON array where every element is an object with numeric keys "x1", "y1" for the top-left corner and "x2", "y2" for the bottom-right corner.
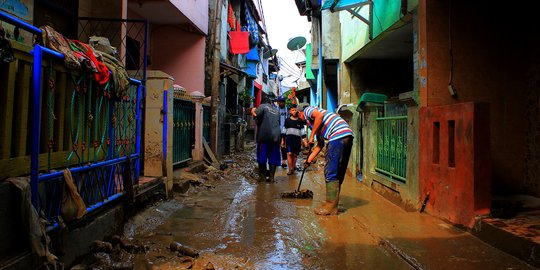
[
  {"x1": 263, "y1": 48, "x2": 278, "y2": 59},
  {"x1": 287, "y1": 36, "x2": 307, "y2": 51}
]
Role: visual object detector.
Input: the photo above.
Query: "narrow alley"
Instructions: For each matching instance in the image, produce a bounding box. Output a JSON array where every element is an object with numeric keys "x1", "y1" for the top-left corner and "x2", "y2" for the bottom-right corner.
[
  {"x1": 71, "y1": 147, "x2": 533, "y2": 270},
  {"x1": 1, "y1": 0, "x2": 540, "y2": 269}
]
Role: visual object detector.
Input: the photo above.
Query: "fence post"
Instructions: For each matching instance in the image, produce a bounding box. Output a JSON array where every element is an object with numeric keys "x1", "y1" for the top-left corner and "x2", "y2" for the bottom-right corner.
[{"x1": 190, "y1": 91, "x2": 205, "y2": 161}]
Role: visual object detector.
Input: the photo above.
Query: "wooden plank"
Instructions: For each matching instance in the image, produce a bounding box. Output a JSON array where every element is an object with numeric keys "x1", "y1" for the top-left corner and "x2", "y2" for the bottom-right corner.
[
  {"x1": 202, "y1": 138, "x2": 220, "y2": 167},
  {"x1": 0, "y1": 149, "x2": 107, "y2": 180},
  {"x1": 13, "y1": 61, "x2": 31, "y2": 157},
  {"x1": 0, "y1": 60, "x2": 18, "y2": 158}
]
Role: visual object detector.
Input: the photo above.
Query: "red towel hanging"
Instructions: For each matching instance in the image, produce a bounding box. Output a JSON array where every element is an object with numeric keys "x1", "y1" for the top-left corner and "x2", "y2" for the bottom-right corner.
[{"x1": 229, "y1": 23, "x2": 249, "y2": 54}]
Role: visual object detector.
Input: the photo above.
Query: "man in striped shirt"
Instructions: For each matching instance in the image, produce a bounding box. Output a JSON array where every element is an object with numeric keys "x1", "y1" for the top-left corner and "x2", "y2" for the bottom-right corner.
[{"x1": 298, "y1": 104, "x2": 353, "y2": 215}]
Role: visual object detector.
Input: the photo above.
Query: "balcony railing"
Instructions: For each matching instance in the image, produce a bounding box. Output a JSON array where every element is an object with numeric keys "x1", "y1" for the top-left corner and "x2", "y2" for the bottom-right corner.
[{"x1": 0, "y1": 10, "x2": 142, "y2": 230}]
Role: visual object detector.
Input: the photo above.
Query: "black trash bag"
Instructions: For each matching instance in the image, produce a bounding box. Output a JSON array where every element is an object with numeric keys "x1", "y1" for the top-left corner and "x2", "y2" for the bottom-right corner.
[{"x1": 0, "y1": 25, "x2": 15, "y2": 63}]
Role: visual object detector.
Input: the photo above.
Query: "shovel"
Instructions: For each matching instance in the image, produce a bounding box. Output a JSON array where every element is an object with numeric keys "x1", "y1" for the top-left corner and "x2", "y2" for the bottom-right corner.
[{"x1": 281, "y1": 145, "x2": 314, "y2": 199}]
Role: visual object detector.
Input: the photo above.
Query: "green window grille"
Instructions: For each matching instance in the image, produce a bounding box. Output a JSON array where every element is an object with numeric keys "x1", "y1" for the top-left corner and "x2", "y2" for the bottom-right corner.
[{"x1": 375, "y1": 106, "x2": 407, "y2": 182}]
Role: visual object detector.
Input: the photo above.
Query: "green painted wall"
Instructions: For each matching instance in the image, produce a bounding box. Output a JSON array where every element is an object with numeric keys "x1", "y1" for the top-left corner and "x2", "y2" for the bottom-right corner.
[
  {"x1": 340, "y1": 5, "x2": 370, "y2": 61},
  {"x1": 340, "y1": 0, "x2": 418, "y2": 61},
  {"x1": 372, "y1": 0, "x2": 401, "y2": 38}
]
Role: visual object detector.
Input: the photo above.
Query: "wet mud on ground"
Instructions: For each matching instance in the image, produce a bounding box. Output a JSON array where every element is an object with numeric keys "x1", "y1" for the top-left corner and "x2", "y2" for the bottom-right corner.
[{"x1": 73, "y1": 145, "x2": 412, "y2": 269}]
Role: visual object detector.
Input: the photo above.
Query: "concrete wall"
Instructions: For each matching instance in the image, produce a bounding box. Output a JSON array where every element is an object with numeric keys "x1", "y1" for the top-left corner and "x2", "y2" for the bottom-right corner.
[
  {"x1": 423, "y1": 0, "x2": 536, "y2": 195},
  {"x1": 78, "y1": 0, "x2": 123, "y2": 18},
  {"x1": 340, "y1": 5, "x2": 369, "y2": 61},
  {"x1": 340, "y1": 0, "x2": 417, "y2": 62},
  {"x1": 347, "y1": 59, "x2": 417, "y2": 208},
  {"x1": 524, "y1": 42, "x2": 540, "y2": 195},
  {"x1": 150, "y1": 26, "x2": 206, "y2": 94},
  {"x1": 144, "y1": 71, "x2": 174, "y2": 195},
  {"x1": 321, "y1": 10, "x2": 341, "y2": 60},
  {"x1": 169, "y1": 0, "x2": 209, "y2": 35}
]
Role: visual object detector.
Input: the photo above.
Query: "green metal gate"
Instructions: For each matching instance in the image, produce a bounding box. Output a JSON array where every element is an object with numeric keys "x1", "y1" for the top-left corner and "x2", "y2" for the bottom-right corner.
[
  {"x1": 376, "y1": 115, "x2": 407, "y2": 182},
  {"x1": 173, "y1": 99, "x2": 195, "y2": 165}
]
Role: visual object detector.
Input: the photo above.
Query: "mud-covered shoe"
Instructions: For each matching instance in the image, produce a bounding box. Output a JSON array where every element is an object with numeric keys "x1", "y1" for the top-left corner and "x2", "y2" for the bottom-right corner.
[
  {"x1": 314, "y1": 181, "x2": 340, "y2": 215},
  {"x1": 314, "y1": 201, "x2": 338, "y2": 215},
  {"x1": 268, "y1": 165, "x2": 277, "y2": 182},
  {"x1": 258, "y1": 163, "x2": 267, "y2": 182}
]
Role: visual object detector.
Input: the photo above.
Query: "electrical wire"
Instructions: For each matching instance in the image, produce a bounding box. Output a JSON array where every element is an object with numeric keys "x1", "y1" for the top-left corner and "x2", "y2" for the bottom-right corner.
[{"x1": 278, "y1": 57, "x2": 302, "y2": 75}]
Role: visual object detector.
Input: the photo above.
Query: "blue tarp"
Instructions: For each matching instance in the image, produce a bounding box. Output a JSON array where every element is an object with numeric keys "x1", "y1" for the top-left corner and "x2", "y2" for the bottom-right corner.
[
  {"x1": 245, "y1": 61, "x2": 257, "y2": 78},
  {"x1": 246, "y1": 48, "x2": 259, "y2": 62},
  {"x1": 321, "y1": 0, "x2": 369, "y2": 10}
]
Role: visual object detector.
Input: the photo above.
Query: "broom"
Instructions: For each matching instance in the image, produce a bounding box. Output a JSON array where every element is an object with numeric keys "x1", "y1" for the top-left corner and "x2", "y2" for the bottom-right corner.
[{"x1": 281, "y1": 145, "x2": 314, "y2": 199}]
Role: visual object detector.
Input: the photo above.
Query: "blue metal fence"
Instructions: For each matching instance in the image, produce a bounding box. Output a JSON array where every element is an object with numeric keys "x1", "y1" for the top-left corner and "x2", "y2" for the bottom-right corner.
[{"x1": 0, "y1": 11, "x2": 144, "y2": 229}]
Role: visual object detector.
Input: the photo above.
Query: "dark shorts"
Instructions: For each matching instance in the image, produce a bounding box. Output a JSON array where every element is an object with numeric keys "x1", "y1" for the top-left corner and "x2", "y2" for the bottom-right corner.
[
  {"x1": 324, "y1": 136, "x2": 353, "y2": 183},
  {"x1": 286, "y1": 135, "x2": 302, "y2": 155},
  {"x1": 257, "y1": 142, "x2": 281, "y2": 166}
]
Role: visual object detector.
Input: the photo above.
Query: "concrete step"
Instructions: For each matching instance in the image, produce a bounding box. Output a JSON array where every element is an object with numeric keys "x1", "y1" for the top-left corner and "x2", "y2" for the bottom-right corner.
[{"x1": 469, "y1": 194, "x2": 540, "y2": 267}]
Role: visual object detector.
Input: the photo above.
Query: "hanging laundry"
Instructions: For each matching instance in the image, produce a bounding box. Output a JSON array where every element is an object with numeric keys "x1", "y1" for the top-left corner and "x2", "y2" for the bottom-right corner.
[
  {"x1": 0, "y1": 25, "x2": 14, "y2": 63},
  {"x1": 229, "y1": 21, "x2": 249, "y2": 54},
  {"x1": 228, "y1": 3, "x2": 236, "y2": 30},
  {"x1": 69, "y1": 40, "x2": 110, "y2": 87},
  {"x1": 41, "y1": 26, "x2": 81, "y2": 70},
  {"x1": 244, "y1": 2, "x2": 259, "y2": 48},
  {"x1": 100, "y1": 51, "x2": 130, "y2": 98}
]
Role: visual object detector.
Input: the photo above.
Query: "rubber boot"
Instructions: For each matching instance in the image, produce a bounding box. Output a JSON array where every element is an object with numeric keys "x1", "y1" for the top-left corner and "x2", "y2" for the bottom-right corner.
[
  {"x1": 268, "y1": 165, "x2": 277, "y2": 182},
  {"x1": 314, "y1": 181, "x2": 340, "y2": 215},
  {"x1": 258, "y1": 163, "x2": 267, "y2": 182}
]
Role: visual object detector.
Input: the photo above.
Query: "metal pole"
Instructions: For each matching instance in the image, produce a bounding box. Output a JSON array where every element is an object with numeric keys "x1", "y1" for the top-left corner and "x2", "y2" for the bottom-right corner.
[
  {"x1": 29, "y1": 45, "x2": 63, "y2": 207},
  {"x1": 163, "y1": 90, "x2": 168, "y2": 166},
  {"x1": 136, "y1": 83, "x2": 142, "y2": 179},
  {"x1": 0, "y1": 11, "x2": 42, "y2": 35},
  {"x1": 30, "y1": 46, "x2": 42, "y2": 208}
]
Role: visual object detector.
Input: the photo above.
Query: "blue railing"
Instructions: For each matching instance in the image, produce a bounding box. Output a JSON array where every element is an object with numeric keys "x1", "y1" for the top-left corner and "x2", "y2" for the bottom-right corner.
[{"x1": 0, "y1": 10, "x2": 143, "y2": 228}]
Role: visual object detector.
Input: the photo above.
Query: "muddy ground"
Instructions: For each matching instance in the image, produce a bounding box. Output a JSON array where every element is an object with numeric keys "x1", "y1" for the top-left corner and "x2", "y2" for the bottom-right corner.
[
  {"x1": 71, "y1": 143, "x2": 411, "y2": 270},
  {"x1": 67, "y1": 142, "x2": 535, "y2": 270}
]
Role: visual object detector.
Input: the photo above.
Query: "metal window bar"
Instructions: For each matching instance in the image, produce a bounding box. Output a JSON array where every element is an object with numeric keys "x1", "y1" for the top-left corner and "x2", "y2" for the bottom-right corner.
[
  {"x1": 376, "y1": 115, "x2": 407, "y2": 182},
  {"x1": 77, "y1": 17, "x2": 148, "y2": 87},
  {"x1": 0, "y1": 11, "x2": 143, "y2": 229}
]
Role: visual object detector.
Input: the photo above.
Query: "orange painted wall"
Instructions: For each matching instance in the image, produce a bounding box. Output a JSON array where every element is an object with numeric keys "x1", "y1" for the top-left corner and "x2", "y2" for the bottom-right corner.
[
  {"x1": 423, "y1": 1, "x2": 530, "y2": 194},
  {"x1": 419, "y1": 102, "x2": 491, "y2": 228},
  {"x1": 150, "y1": 26, "x2": 206, "y2": 94}
]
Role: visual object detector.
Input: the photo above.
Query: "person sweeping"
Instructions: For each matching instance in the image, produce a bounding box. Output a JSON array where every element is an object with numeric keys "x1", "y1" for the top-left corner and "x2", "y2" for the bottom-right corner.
[{"x1": 298, "y1": 104, "x2": 353, "y2": 215}]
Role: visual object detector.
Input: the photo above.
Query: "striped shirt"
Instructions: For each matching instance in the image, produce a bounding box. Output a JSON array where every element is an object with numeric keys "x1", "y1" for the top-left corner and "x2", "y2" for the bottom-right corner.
[{"x1": 304, "y1": 106, "x2": 353, "y2": 141}]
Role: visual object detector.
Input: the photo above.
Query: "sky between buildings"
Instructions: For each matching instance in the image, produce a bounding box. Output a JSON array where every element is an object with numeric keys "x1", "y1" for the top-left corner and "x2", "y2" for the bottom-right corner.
[{"x1": 260, "y1": 0, "x2": 311, "y2": 88}]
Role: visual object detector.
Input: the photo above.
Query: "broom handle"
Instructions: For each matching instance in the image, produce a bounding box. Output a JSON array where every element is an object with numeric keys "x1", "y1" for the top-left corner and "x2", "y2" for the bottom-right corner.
[{"x1": 297, "y1": 145, "x2": 313, "y2": 192}]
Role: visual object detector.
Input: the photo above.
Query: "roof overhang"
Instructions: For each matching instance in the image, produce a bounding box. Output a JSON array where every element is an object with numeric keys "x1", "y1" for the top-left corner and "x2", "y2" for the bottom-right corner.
[
  {"x1": 345, "y1": 15, "x2": 413, "y2": 62},
  {"x1": 128, "y1": 0, "x2": 207, "y2": 35},
  {"x1": 220, "y1": 62, "x2": 248, "y2": 78}
]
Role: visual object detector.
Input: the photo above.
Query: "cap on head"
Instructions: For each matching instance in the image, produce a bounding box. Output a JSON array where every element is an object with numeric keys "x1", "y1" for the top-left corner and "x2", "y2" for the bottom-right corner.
[
  {"x1": 277, "y1": 95, "x2": 286, "y2": 102},
  {"x1": 267, "y1": 92, "x2": 277, "y2": 101}
]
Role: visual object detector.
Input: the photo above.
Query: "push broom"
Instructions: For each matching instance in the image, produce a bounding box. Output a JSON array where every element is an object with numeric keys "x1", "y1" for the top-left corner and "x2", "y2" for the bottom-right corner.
[{"x1": 281, "y1": 146, "x2": 314, "y2": 199}]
